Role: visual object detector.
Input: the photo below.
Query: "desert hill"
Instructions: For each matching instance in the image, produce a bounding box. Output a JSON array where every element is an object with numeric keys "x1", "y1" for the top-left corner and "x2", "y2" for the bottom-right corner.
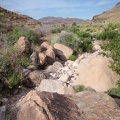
[
  {"x1": 92, "y1": 2, "x2": 120, "y2": 23},
  {"x1": 0, "y1": 7, "x2": 41, "y2": 33}
]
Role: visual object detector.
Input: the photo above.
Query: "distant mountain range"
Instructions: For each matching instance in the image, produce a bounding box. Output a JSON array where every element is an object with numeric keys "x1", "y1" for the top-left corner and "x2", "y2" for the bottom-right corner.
[
  {"x1": 39, "y1": 16, "x2": 90, "y2": 24},
  {"x1": 92, "y1": 2, "x2": 120, "y2": 23}
]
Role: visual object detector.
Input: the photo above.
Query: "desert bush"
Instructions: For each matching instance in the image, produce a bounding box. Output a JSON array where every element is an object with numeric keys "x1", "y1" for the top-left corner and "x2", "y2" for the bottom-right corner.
[
  {"x1": 50, "y1": 27, "x2": 62, "y2": 33},
  {"x1": 96, "y1": 30, "x2": 118, "y2": 40},
  {"x1": 107, "y1": 87, "x2": 120, "y2": 97},
  {"x1": 72, "y1": 22, "x2": 77, "y2": 27},
  {"x1": 0, "y1": 42, "x2": 31, "y2": 88},
  {"x1": 8, "y1": 27, "x2": 39, "y2": 44},
  {"x1": 51, "y1": 32, "x2": 83, "y2": 53},
  {"x1": 96, "y1": 23, "x2": 120, "y2": 75},
  {"x1": 51, "y1": 31, "x2": 92, "y2": 53},
  {"x1": 70, "y1": 26, "x2": 80, "y2": 35},
  {"x1": 6, "y1": 72, "x2": 20, "y2": 89},
  {"x1": 78, "y1": 31, "x2": 91, "y2": 39},
  {"x1": 69, "y1": 55, "x2": 76, "y2": 61},
  {"x1": 81, "y1": 39, "x2": 93, "y2": 52},
  {"x1": 107, "y1": 80, "x2": 120, "y2": 97},
  {"x1": 100, "y1": 36, "x2": 120, "y2": 74},
  {"x1": 73, "y1": 85, "x2": 85, "y2": 92}
]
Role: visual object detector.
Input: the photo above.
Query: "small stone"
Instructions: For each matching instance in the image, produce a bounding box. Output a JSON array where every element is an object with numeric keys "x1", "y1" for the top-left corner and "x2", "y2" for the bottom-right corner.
[
  {"x1": 27, "y1": 65, "x2": 38, "y2": 70},
  {"x1": 72, "y1": 62, "x2": 78, "y2": 68},
  {"x1": 68, "y1": 71, "x2": 73, "y2": 76},
  {"x1": 59, "y1": 74, "x2": 70, "y2": 82},
  {"x1": 13, "y1": 89, "x2": 19, "y2": 95},
  {"x1": 30, "y1": 52, "x2": 38, "y2": 65},
  {"x1": 62, "y1": 82, "x2": 68, "y2": 87},
  {"x1": 22, "y1": 69, "x2": 31, "y2": 78},
  {"x1": 71, "y1": 77, "x2": 76, "y2": 81}
]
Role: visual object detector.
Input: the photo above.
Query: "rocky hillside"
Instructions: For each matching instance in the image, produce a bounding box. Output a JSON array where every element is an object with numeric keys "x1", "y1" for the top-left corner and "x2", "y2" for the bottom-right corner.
[
  {"x1": 0, "y1": 7, "x2": 41, "y2": 33},
  {"x1": 92, "y1": 2, "x2": 120, "y2": 23},
  {"x1": 39, "y1": 16, "x2": 89, "y2": 24}
]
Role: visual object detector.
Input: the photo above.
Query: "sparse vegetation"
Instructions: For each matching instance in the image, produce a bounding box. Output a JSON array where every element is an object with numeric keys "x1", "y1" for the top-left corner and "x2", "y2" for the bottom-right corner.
[
  {"x1": 8, "y1": 27, "x2": 39, "y2": 44},
  {"x1": 107, "y1": 80, "x2": 120, "y2": 97},
  {"x1": 0, "y1": 34, "x2": 31, "y2": 89},
  {"x1": 51, "y1": 31, "x2": 92, "y2": 54},
  {"x1": 73, "y1": 85, "x2": 85, "y2": 92},
  {"x1": 69, "y1": 55, "x2": 76, "y2": 61},
  {"x1": 51, "y1": 32, "x2": 83, "y2": 53},
  {"x1": 96, "y1": 23, "x2": 120, "y2": 75},
  {"x1": 51, "y1": 27, "x2": 63, "y2": 33}
]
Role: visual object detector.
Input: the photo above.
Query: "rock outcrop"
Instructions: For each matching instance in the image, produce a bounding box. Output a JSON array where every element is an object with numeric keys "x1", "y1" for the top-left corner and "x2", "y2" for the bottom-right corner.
[
  {"x1": 54, "y1": 43, "x2": 73, "y2": 61},
  {"x1": 45, "y1": 47, "x2": 55, "y2": 64},
  {"x1": 14, "y1": 36, "x2": 30, "y2": 53},
  {"x1": 17, "y1": 90, "x2": 120, "y2": 120},
  {"x1": 41, "y1": 50, "x2": 119, "y2": 92},
  {"x1": 37, "y1": 79, "x2": 63, "y2": 93},
  {"x1": 28, "y1": 70, "x2": 46, "y2": 86},
  {"x1": 38, "y1": 52, "x2": 47, "y2": 65},
  {"x1": 74, "y1": 53, "x2": 120, "y2": 92}
]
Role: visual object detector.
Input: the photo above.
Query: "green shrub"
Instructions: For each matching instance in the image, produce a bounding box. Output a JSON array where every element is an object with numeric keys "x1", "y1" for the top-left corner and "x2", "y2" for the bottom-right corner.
[
  {"x1": 78, "y1": 31, "x2": 91, "y2": 39},
  {"x1": 116, "y1": 80, "x2": 120, "y2": 87},
  {"x1": 101, "y1": 36, "x2": 120, "y2": 74},
  {"x1": 96, "y1": 30, "x2": 118, "y2": 40},
  {"x1": 7, "y1": 72, "x2": 20, "y2": 89},
  {"x1": 81, "y1": 39, "x2": 93, "y2": 52},
  {"x1": 15, "y1": 53, "x2": 31, "y2": 67},
  {"x1": 72, "y1": 22, "x2": 77, "y2": 27},
  {"x1": 107, "y1": 87, "x2": 120, "y2": 97},
  {"x1": 0, "y1": 45, "x2": 31, "y2": 88},
  {"x1": 8, "y1": 27, "x2": 39, "y2": 44},
  {"x1": 51, "y1": 32, "x2": 83, "y2": 54},
  {"x1": 73, "y1": 85, "x2": 85, "y2": 92},
  {"x1": 96, "y1": 24, "x2": 120, "y2": 75},
  {"x1": 69, "y1": 55, "x2": 76, "y2": 61},
  {"x1": 70, "y1": 26, "x2": 80, "y2": 35},
  {"x1": 51, "y1": 31, "x2": 92, "y2": 53},
  {"x1": 51, "y1": 27, "x2": 62, "y2": 33},
  {"x1": 106, "y1": 79, "x2": 120, "y2": 97}
]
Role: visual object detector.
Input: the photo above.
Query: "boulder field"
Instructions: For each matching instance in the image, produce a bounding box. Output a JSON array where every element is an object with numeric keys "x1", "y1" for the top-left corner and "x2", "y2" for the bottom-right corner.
[{"x1": 1, "y1": 36, "x2": 120, "y2": 120}]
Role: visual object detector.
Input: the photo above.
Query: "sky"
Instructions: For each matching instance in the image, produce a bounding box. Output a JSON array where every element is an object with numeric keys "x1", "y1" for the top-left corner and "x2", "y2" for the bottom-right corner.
[{"x1": 0, "y1": 0, "x2": 120, "y2": 20}]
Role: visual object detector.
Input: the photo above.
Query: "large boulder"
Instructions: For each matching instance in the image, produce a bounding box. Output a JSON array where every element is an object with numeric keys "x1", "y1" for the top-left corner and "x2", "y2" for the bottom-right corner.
[
  {"x1": 17, "y1": 90, "x2": 84, "y2": 120},
  {"x1": 14, "y1": 36, "x2": 30, "y2": 53},
  {"x1": 40, "y1": 42, "x2": 51, "y2": 51},
  {"x1": 46, "y1": 61, "x2": 63, "y2": 73},
  {"x1": 38, "y1": 52, "x2": 47, "y2": 65},
  {"x1": 74, "y1": 53, "x2": 120, "y2": 92},
  {"x1": 58, "y1": 87, "x2": 76, "y2": 95},
  {"x1": 17, "y1": 91, "x2": 120, "y2": 120},
  {"x1": 37, "y1": 79, "x2": 63, "y2": 93},
  {"x1": 30, "y1": 52, "x2": 38, "y2": 65},
  {"x1": 28, "y1": 70, "x2": 46, "y2": 86},
  {"x1": 45, "y1": 47, "x2": 55, "y2": 64},
  {"x1": 54, "y1": 43, "x2": 73, "y2": 61},
  {"x1": 72, "y1": 91, "x2": 120, "y2": 120}
]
